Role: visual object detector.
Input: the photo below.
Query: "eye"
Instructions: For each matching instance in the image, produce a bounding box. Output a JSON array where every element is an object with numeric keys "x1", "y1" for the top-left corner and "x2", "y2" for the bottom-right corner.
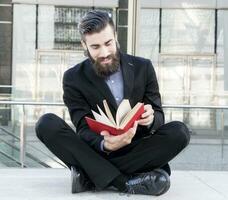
[
  {"x1": 106, "y1": 42, "x2": 112, "y2": 46},
  {"x1": 91, "y1": 45, "x2": 99, "y2": 50}
]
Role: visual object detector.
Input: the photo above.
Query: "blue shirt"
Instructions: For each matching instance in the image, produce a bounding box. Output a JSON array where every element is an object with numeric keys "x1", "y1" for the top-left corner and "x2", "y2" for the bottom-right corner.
[
  {"x1": 101, "y1": 66, "x2": 124, "y2": 153},
  {"x1": 105, "y1": 66, "x2": 124, "y2": 106}
]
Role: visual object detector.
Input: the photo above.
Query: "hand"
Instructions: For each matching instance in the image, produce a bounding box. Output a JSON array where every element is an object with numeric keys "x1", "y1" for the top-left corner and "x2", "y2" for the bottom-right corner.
[
  {"x1": 100, "y1": 121, "x2": 138, "y2": 151},
  {"x1": 138, "y1": 104, "x2": 154, "y2": 126}
]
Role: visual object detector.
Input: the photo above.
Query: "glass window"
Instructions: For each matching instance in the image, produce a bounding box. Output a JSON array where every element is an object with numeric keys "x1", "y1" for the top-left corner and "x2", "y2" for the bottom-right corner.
[
  {"x1": 138, "y1": 9, "x2": 159, "y2": 65},
  {"x1": 161, "y1": 9, "x2": 215, "y2": 53},
  {"x1": 217, "y1": 10, "x2": 228, "y2": 128},
  {"x1": 53, "y1": 7, "x2": 115, "y2": 50},
  {"x1": 38, "y1": 6, "x2": 116, "y2": 50},
  {"x1": 138, "y1": 8, "x2": 218, "y2": 129},
  {"x1": 54, "y1": 7, "x2": 91, "y2": 50}
]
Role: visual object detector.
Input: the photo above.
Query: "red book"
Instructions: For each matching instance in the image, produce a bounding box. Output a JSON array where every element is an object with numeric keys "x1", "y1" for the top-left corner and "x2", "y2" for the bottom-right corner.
[{"x1": 85, "y1": 99, "x2": 144, "y2": 136}]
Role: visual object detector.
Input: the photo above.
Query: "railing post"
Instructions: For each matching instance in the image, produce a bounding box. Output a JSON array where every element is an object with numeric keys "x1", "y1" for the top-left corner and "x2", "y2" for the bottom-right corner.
[
  {"x1": 20, "y1": 104, "x2": 26, "y2": 168},
  {"x1": 221, "y1": 109, "x2": 224, "y2": 159},
  {"x1": 170, "y1": 110, "x2": 173, "y2": 121}
]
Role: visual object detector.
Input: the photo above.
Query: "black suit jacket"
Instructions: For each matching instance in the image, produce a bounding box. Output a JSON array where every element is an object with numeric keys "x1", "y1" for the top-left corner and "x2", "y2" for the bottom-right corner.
[{"x1": 63, "y1": 52, "x2": 164, "y2": 154}]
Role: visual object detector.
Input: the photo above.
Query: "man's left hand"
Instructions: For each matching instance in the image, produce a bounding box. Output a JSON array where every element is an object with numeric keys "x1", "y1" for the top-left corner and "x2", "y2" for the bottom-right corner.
[{"x1": 138, "y1": 104, "x2": 154, "y2": 126}]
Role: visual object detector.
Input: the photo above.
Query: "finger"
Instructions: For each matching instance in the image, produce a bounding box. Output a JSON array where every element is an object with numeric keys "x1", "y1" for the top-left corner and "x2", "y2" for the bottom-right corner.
[
  {"x1": 144, "y1": 104, "x2": 152, "y2": 111},
  {"x1": 138, "y1": 121, "x2": 150, "y2": 126},
  {"x1": 138, "y1": 116, "x2": 153, "y2": 125},
  {"x1": 141, "y1": 112, "x2": 150, "y2": 118},
  {"x1": 128, "y1": 121, "x2": 138, "y2": 136},
  {"x1": 141, "y1": 107, "x2": 153, "y2": 118},
  {"x1": 100, "y1": 130, "x2": 110, "y2": 136},
  {"x1": 133, "y1": 120, "x2": 138, "y2": 129},
  {"x1": 138, "y1": 118, "x2": 149, "y2": 124}
]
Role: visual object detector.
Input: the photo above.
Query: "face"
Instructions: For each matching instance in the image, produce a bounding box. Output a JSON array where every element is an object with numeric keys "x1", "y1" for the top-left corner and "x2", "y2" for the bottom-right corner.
[{"x1": 82, "y1": 24, "x2": 120, "y2": 78}]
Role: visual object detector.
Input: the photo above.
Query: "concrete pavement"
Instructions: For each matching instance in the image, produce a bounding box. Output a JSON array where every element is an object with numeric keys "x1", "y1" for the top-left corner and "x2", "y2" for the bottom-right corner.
[{"x1": 0, "y1": 169, "x2": 228, "y2": 200}]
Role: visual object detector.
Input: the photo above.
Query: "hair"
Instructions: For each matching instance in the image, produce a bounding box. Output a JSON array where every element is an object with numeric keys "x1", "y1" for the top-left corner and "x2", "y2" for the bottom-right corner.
[{"x1": 78, "y1": 10, "x2": 115, "y2": 41}]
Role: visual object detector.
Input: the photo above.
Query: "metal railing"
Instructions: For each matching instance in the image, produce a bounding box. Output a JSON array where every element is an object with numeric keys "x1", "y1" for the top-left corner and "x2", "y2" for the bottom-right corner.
[
  {"x1": 0, "y1": 101, "x2": 65, "y2": 168},
  {"x1": 0, "y1": 126, "x2": 65, "y2": 168},
  {"x1": 0, "y1": 100, "x2": 228, "y2": 168}
]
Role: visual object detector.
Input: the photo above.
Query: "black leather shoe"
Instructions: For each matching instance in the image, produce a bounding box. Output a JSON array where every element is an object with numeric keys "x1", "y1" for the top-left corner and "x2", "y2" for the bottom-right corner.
[
  {"x1": 71, "y1": 166, "x2": 95, "y2": 193},
  {"x1": 125, "y1": 169, "x2": 170, "y2": 196}
]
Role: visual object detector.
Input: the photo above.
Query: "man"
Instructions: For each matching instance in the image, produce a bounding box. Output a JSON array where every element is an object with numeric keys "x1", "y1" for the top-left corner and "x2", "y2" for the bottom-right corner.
[{"x1": 36, "y1": 10, "x2": 190, "y2": 196}]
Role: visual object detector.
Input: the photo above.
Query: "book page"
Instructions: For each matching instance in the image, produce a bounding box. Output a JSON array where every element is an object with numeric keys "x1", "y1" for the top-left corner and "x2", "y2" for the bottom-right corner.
[
  {"x1": 91, "y1": 110, "x2": 115, "y2": 128},
  {"x1": 116, "y1": 99, "x2": 131, "y2": 128},
  {"x1": 97, "y1": 105, "x2": 116, "y2": 127},
  {"x1": 103, "y1": 99, "x2": 116, "y2": 126},
  {"x1": 120, "y1": 102, "x2": 143, "y2": 129}
]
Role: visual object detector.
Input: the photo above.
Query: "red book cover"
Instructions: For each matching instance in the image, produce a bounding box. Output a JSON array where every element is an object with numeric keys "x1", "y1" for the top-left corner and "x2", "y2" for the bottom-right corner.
[{"x1": 85, "y1": 102, "x2": 144, "y2": 135}]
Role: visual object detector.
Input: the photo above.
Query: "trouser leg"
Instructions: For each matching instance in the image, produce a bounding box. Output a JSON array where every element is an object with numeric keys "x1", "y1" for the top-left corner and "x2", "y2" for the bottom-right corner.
[
  {"x1": 108, "y1": 121, "x2": 190, "y2": 174},
  {"x1": 35, "y1": 113, "x2": 121, "y2": 189}
]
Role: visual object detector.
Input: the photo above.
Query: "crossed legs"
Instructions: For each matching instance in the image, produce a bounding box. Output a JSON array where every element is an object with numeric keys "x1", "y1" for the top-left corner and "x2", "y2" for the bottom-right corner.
[{"x1": 36, "y1": 113, "x2": 190, "y2": 190}]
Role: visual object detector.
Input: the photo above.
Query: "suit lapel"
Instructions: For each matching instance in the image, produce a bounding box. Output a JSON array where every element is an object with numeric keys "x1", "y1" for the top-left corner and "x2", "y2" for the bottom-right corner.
[
  {"x1": 120, "y1": 53, "x2": 134, "y2": 101},
  {"x1": 84, "y1": 59, "x2": 118, "y2": 110}
]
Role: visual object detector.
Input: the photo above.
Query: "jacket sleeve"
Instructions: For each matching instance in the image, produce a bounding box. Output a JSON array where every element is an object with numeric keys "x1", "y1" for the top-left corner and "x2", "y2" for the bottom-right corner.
[
  {"x1": 143, "y1": 59, "x2": 164, "y2": 132},
  {"x1": 62, "y1": 70, "x2": 104, "y2": 154}
]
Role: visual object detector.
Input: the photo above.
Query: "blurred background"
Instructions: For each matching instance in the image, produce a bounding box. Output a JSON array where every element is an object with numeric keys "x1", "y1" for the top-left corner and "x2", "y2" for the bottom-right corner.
[{"x1": 0, "y1": 0, "x2": 228, "y2": 170}]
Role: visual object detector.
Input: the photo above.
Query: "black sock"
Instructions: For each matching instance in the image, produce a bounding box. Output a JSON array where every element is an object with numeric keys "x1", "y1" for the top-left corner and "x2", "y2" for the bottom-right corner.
[{"x1": 110, "y1": 174, "x2": 128, "y2": 192}]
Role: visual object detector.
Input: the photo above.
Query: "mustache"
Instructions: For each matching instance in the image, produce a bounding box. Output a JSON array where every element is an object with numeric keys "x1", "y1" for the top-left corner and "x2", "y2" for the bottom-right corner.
[{"x1": 97, "y1": 55, "x2": 112, "y2": 62}]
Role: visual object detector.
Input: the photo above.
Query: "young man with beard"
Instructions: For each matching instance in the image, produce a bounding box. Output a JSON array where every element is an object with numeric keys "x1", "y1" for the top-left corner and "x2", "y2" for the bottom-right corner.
[{"x1": 36, "y1": 10, "x2": 190, "y2": 196}]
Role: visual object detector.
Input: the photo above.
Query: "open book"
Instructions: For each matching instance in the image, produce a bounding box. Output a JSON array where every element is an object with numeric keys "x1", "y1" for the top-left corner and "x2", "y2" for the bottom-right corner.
[{"x1": 85, "y1": 99, "x2": 144, "y2": 135}]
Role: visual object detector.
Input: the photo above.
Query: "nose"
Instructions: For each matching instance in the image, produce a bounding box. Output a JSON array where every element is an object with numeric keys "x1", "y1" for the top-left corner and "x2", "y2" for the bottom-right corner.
[{"x1": 99, "y1": 46, "x2": 109, "y2": 58}]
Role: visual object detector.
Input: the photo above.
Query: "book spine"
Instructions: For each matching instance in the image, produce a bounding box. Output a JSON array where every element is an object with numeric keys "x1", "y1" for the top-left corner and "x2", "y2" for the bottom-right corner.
[{"x1": 85, "y1": 117, "x2": 124, "y2": 135}]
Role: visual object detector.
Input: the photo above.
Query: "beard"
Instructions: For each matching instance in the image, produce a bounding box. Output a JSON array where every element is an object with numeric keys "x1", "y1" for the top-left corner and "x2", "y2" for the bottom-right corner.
[{"x1": 86, "y1": 48, "x2": 120, "y2": 78}]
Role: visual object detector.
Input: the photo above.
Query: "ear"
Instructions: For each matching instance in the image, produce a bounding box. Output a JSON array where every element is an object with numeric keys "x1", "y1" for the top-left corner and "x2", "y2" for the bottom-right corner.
[
  {"x1": 114, "y1": 31, "x2": 118, "y2": 42},
  {"x1": 114, "y1": 32, "x2": 120, "y2": 48},
  {"x1": 81, "y1": 40, "x2": 87, "y2": 50}
]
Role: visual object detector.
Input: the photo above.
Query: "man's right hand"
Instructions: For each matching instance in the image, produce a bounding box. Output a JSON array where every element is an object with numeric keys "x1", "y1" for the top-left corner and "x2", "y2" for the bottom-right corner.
[{"x1": 100, "y1": 121, "x2": 138, "y2": 151}]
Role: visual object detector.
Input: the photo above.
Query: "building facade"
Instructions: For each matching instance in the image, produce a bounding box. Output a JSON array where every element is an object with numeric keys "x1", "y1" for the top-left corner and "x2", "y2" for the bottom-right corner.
[{"x1": 0, "y1": 0, "x2": 228, "y2": 169}]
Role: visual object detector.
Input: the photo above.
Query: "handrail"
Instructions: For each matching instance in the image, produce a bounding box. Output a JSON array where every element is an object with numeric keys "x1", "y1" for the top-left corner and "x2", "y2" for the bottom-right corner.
[
  {"x1": 0, "y1": 127, "x2": 66, "y2": 168},
  {"x1": 1, "y1": 100, "x2": 228, "y2": 109},
  {"x1": 1, "y1": 100, "x2": 228, "y2": 167},
  {"x1": 0, "y1": 85, "x2": 13, "y2": 88},
  {"x1": 0, "y1": 101, "x2": 64, "y2": 106},
  {"x1": 0, "y1": 150, "x2": 25, "y2": 167},
  {"x1": 162, "y1": 105, "x2": 228, "y2": 109},
  {"x1": 0, "y1": 136, "x2": 50, "y2": 168},
  {"x1": 0, "y1": 101, "x2": 65, "y2": 168}
]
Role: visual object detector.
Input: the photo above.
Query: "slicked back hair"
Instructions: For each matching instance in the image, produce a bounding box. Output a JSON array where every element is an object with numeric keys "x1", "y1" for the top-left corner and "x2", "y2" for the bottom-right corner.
[{"x1": 78, "y1": 10, "x2": 115, "y2": 41}]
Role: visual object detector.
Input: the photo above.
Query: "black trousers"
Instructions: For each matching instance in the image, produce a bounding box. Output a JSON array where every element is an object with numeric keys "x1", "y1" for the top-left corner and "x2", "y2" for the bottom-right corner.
[{"x1": 35, "y1": 113, "x2": 190, "y2": 189}]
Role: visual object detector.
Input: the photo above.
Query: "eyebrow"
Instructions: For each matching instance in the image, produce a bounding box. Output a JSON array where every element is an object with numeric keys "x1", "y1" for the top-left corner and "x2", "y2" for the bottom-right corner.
[
  {"x1": 90, "y1": 39, "x2": 113, "y2": 48},
  {"x1": 105, "y1": 39, "x2": 113, "y2": 44}
]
